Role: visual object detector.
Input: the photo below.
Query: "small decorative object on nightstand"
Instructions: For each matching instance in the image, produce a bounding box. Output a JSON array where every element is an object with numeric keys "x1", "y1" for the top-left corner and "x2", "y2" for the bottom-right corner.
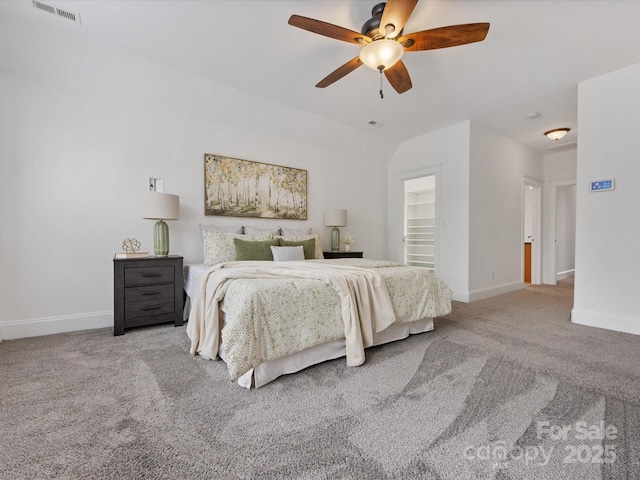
[
  {"x1": 342, "y1": 232, "x2": 354, "y2": 252},
  {"x1": 323, "y1": 251, "x2": 363, "y2": 259},
  {"x1": 114, "y1": 237, "x2": 148, "y2": 258},
  {"x1": 113, "y1": 255, "x2": 183, "y2": 336}
]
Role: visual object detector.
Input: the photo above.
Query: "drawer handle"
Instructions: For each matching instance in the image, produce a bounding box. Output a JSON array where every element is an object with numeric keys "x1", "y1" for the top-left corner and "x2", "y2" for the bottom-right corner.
[
  {"x1": 141, "y1": 290, "x2": 161, "y2": 296},
  {"x1": 141, "y1": 305, "x2": 161, "y2": 311},
  {"x1": 141, "y1": 273, "x2": 162, "y2": 277}
]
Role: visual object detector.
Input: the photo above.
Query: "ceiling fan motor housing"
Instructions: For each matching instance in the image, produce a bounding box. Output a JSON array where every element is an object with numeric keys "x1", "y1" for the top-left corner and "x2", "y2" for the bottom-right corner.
[{"x1": 361, "y1": 2, "x2": 386, "y2": 37}]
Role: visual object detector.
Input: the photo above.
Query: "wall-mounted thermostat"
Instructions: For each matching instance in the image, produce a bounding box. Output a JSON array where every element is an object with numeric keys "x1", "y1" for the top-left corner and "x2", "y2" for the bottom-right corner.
[{"x1": 590, "y1": 179, "x2": 615, "y2": 192}]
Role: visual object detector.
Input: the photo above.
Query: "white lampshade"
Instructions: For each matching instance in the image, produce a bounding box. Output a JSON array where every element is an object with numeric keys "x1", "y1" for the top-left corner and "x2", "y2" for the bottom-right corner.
[
  {"x1": 324, "y1": 209, "x2": 347, "y2": 227},
  {"x1": 359, "y1": 39, "x2": 404, "y2": 71},
  {"x1": 143, "y1": 192, "x2": 180, "y2": 220}
]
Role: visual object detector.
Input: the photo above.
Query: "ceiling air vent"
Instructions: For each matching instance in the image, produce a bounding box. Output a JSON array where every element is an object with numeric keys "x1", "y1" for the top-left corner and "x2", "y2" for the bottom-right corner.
[
  {"x1": 32, "y1": 0, "x2": 81, "y2": 24},
  {"x1": 546, "y1": 141, "x2": 577, "y2": 153}
]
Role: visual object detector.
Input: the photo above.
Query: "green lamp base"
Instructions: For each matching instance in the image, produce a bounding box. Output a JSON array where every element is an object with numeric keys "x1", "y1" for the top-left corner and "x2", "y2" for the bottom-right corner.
[
  {"x1": 153, "y1": 220, "x2": 170, "y2": 257},
  {"x1": 330, "y1": 227, "x2": 340, "y2": 252}
]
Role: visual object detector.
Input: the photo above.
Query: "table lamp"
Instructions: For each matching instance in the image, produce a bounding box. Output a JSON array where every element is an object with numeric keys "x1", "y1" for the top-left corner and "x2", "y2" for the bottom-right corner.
[
  {"x1": 324, "y1": 209, "x2": 347, "y2": 252},
  {"x1": 143, "y1": 192, "x2": 179, "y2": 257}
]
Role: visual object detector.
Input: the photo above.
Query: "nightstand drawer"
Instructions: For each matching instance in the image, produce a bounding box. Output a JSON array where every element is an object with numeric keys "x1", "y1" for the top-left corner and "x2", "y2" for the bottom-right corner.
[
  {"x1": 125, "y1": 283, "x2": 174, "y2": 302},
  {"x1": 125, "y1": 266, "x2": 175, "y2": 286},
  {"x1": 125, "y1": 298, "x2": 175, "y2": 320}
]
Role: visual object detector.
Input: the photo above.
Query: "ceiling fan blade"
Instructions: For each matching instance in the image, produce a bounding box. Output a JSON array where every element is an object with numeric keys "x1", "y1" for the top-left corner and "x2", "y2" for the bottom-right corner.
[
  {"x1": 316, "y1": 57, "x2": 363, "y2": 88},
  {"x1": 399, "y1": 23, "x2": 490, "y2": 51},
  {"x1": 384, "y1": 60, "x2": 412, "y2": 93},
  {"x1": 379, "y1": 0, "x2": 419, "y2": 38},
  {"x1": 289, "y1": 15, "x2": 371, "y2": 45}
]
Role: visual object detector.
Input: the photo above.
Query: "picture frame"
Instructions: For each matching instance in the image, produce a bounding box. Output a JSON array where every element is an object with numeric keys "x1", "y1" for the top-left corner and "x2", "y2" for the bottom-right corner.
[{"x1": 204, "y1": 154, "x2": 307, "y2": 219}]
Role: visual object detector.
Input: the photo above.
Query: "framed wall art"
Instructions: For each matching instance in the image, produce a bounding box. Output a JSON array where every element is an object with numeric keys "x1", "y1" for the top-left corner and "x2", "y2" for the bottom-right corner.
[{"x1": 204, "y1": 154, "x2": 307, "y2": 219}]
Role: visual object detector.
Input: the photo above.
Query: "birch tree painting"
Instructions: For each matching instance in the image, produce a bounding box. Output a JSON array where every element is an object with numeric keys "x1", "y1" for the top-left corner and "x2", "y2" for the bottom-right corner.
[{"x1": 204, "y1": 154, "x2": 307, "y2": 219}]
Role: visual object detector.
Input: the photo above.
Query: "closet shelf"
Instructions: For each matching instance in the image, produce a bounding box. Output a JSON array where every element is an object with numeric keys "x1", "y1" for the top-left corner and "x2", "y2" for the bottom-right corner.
[{"x1": 405, "y1": 186, "x2": 436, "y2": 272}]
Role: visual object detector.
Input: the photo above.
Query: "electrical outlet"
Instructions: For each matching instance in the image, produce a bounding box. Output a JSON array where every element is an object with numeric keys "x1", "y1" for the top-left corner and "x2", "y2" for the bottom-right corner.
[{"x1": 490, "y1": 271, "x2": 494, "y2": 280}]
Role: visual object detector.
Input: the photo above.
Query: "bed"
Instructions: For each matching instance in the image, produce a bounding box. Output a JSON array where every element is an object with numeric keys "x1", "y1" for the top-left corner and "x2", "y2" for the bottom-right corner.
[{"x1": 185, "y1": 253, "x2": 452, "y2": 388}]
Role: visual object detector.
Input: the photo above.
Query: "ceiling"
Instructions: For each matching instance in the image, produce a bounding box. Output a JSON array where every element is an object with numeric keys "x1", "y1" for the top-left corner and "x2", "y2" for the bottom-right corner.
[{"x1": 3, "y1": 0, "x2": 640, "y2": 155}]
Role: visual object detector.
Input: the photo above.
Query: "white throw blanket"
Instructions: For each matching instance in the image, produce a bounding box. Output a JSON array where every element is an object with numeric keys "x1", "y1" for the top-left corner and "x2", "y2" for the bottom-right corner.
[{"x1": 186, "y1": 261, "x2": 397, "y2": 369}]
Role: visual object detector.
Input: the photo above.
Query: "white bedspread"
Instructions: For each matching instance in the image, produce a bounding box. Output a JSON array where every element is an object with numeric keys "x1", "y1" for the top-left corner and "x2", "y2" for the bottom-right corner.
[{"x1": 187, "y1": 261, "x2": 397, "y2": 375}]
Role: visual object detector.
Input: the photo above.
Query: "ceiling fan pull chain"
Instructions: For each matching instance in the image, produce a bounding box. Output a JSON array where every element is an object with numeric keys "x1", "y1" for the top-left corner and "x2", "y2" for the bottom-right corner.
[{"x1": 379, "y1": 69, "x2": 384, "y2": 99}]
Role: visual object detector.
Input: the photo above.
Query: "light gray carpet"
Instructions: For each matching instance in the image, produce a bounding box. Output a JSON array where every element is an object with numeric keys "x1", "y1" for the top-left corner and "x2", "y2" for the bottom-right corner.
[{"x1": 2, "y1": 280, "x2": 640, "y2": 479}]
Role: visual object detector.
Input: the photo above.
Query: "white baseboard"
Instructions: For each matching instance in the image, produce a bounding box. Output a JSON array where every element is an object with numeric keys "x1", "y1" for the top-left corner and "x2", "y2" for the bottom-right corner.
[
  {"x1": 571, "y1": 308, "x2": 640, "y2": 336},
  {"x1": 557, "y1": 270, "x2": 575, "y2": 280},
  {"x1": 468, "y1": 281, "x2": 524, "y2": 302},
  {"x1": 451, "y1": 281, "x2": 524, "y2": 303},
  {"x1": 0, "y1": 311, "x2": 113, "y2": 341}
]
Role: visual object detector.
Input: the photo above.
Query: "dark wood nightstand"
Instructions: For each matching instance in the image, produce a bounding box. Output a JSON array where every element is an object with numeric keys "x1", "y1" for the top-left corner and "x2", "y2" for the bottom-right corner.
[
  {"x1": 323, "y1": 251, "x2": 363, "y2": 259},
  {"x1": 113, "y1": 255, "x2": 183, "y2": 336}
]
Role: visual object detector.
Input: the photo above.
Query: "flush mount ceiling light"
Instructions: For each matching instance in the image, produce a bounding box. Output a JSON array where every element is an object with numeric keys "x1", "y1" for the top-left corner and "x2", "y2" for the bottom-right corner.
[{"x1": 544, "y1": 128, "x2": 570, "y2": 141}]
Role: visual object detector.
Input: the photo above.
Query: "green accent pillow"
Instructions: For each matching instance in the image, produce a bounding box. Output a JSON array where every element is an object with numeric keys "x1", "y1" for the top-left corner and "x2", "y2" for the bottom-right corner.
[
  {"x1": 278, "y1": 238, "x2": 316, "y2": 259},
  {"x1": 234, "y1": 238, "x2": 280, "y2": 261}
]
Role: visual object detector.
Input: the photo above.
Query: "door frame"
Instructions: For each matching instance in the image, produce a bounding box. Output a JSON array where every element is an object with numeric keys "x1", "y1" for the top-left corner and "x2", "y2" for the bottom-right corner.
[{"x1": 522, "y1": 177, "x2": 542, "y2": 284}]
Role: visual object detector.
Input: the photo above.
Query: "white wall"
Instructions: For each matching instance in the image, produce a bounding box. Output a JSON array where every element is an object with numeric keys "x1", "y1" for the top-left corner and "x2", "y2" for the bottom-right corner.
[
  {"x1": 0, "y1": 15, "x2": 398, "y2": 340},
  {"x1": 541, "y1": 150, "x2": 577, "y2": 284},
  {"x1": 387, "y1": 122, "x2": 471, "y2": 301},
  {"x1": 572, "y1": 63, "x2": 640, "y2": 335},
  {"x1": 388, "y1": 121, "x2": 542, "y2": 302},
  {"x1": 468, "y1": 123, "x2": 542, "y2": 299},
  {"x1": 404, "y1": 175, "x2": 435, "y2": 193},
  {"x1": 543, "y1": 150, "x2": 578, "y2": 180}
]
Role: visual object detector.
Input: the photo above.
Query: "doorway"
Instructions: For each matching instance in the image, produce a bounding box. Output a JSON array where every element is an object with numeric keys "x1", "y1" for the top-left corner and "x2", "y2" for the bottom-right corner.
[
  {"x1": 523, "y1": 179, "x2": 542, "y2": 284},
  {"x1": 555, "y1": 184, "x2": 577, "y2": 281},
  {"x1": 404, "y1": 175, "x2": 437, "y2": 272},
  {"x1": 544, "y1": 180, "x2": 577, "y2": 285}
]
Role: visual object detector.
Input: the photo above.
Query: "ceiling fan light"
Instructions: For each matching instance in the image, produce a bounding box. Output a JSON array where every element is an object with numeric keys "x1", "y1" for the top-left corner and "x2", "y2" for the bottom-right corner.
[
  {"x1": 544, "y1": 128, "x2": 570, "y2": 141},
  {"x1": 359, "y1": 39, "x2": 404, "y2": 71}
]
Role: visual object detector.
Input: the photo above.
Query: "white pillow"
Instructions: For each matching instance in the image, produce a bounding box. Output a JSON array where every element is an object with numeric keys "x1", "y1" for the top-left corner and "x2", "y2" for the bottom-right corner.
[
  {"x1": 203, "y1": 231, "x2": 273, "y2": 266},
  {"x1": 270, "y1": 245, "x2": 305, "y2": 262},
  {"x1": 244, "y1": 225, "x2": 281, "y2": 235},
  {"x1": 199, "y1": 224, "x2": 243, "y2": 234},
  {"x1": 276, "y1": 233, "x2": 323, "y2": 259},
  {"x1": 280, "y1": 227, "x2": 312, "y2": 236}
]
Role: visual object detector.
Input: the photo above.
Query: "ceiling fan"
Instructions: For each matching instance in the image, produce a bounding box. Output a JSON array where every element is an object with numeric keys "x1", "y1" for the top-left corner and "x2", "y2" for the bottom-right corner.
[{"x1": 288, "y1": 0, "x2": 490, "y2": 97}]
